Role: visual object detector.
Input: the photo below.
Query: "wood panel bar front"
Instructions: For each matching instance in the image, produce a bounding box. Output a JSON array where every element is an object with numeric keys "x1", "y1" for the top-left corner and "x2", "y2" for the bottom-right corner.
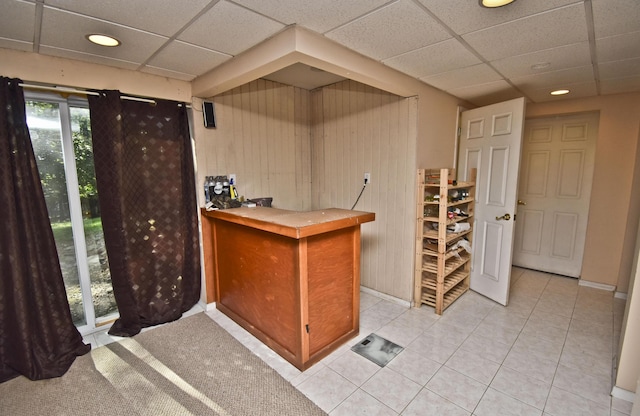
[{"x1": 201, "y1": 207, "x2": 374, "y2": 370}]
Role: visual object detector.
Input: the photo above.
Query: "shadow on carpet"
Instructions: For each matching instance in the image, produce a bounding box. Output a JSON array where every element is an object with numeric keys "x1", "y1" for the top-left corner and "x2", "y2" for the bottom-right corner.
[{"x1": 0, "y1": 313, "x2": 326, "y2": 416}]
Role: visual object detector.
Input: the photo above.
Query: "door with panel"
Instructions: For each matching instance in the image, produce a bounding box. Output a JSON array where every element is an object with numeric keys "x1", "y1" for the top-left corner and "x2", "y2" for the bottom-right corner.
[
  {"x1": 457, "y1": 97, "x2": 526, "y2": 306},
  {"x1": 513, "y1": 113, "x2": 598, "y2": 277}
]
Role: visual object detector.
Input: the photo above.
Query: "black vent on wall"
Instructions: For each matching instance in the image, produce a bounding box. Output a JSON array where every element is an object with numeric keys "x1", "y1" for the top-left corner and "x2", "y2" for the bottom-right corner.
[{"x1": 203, "y1": 101, "x2": 216, "y2": 128}]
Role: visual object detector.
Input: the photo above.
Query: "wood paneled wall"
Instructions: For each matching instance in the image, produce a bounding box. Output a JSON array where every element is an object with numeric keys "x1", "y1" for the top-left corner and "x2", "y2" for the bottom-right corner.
[
  {"x1": 310, "y1": 80, "x2": 418, "y2": 301},
  {"x1": 197, "y1": 78, "x2": 418, "y2": 302},
  {"x1": 195, "y1": 79, "x2": 311, "y2": 211}
]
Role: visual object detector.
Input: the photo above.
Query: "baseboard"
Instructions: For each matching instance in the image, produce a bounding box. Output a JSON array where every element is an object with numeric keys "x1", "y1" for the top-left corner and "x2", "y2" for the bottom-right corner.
[
  {"x1": 611, "y1": 385, "x2": 636, "y2": 403},
  {"x1": 615, "y1": 291, "x2": 628, "y2": 300},
  {"x1": 200, "y1": 301, "x2": 217, "y2": 311},
  {"x1": 578, "y1": 279, "x2": 616, "y2": 291},
  {"x1": 360, "y1": 286, "x2": 411, "y2": 308},
  {"x1": 185, "y1": 302, "x2": 207, "y2": 316}
]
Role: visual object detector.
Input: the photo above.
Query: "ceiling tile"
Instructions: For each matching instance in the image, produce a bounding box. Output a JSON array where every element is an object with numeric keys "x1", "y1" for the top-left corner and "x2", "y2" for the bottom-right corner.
[
  {"x1": 491, "y1": 42, "x2": 591, "y2": 78},
  {"x1": 596, "y1": 32, "x2": 640, "y2": 63},
  {"x1": 383, "y1": 39, "x2": 481, "y2": 78},
  {"x1": 599, "y1": 57, "x2": 640, "y2": 80},
  {"x1": 40, "y1": 6, "x2": 168, "y2": 64},
  {"x1": 600, "y1": 75, "x2": 640, "y2": 95},
  {"x1": 178, "y1": 0, "x2": 285, "y2": 56},
  {"x1": 447, "y1": 80, "x2": 522, "y2": 107},
  {"x1": 232, "y1": 0, "x2": 390, "y2": 34},
  {"x1": 1, "y1": 1, "x2": 35, "y2": 44},
  {"x1": 326, "y1": 0, "x2": 450, "y2": 60},
  {"x1": 140, "y1": 66, "x2": 196, "y2": 82},
  {"x1": 421, "y1": 64, "x2": 502, "y2": 92},
  {"x1": 44, "y1": 0, "x2": 211, "y2": 36},
  {"x1": 0, "y1": 38, "x2": 33, "y2": 52},
  {"x1": 146, "y1": 40, "x2": 231, "y2": 78},
  {"x1": 38, "y1": 45, "x2": 140, "y2": 71},
  {"x1": 512, "y1": 65, "x2": 594, "y2": 92},
  {"x1": 592, "y1": 0, "x2": 640, "y2": 38},
  {"x1": 417, "y1": 0, "x2": 578, "y2": 35},
  {"x1": 463, "y1": 3, "x2": 588, "y2": 61}
]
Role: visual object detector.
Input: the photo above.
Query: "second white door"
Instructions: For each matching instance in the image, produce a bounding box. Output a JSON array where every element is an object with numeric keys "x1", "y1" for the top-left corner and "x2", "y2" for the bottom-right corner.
[{"x1": 513, "y1": 112, "x2": 598, "y2": 277}]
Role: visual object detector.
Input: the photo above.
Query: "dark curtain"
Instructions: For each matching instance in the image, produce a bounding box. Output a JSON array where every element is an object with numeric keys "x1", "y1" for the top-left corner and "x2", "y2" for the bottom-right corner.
[
  {"x1": 0, "y1": 77, "x2": 90, "y2": 383},
  {"x1": 88, "y1": 91, "x2": 200, "y2": 337}
]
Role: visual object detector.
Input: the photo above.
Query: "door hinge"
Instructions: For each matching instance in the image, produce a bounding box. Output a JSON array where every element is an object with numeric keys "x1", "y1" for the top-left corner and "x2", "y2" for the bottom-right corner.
[
  {"x1": 457, "y1": 127, "x2": 461, "y2": 138},
  {"x1": 305, "y1": 324, "x2": 309, "y2": 333}
]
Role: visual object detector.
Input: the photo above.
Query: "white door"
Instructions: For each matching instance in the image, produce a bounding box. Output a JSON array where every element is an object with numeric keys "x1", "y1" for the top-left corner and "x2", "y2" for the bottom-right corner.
[
  {"x1": 457, "y1": 97, "x2": 526, "y2": 306},
  {"x1": 513, "y1": 113, "x2": 598, "y2": 277}
]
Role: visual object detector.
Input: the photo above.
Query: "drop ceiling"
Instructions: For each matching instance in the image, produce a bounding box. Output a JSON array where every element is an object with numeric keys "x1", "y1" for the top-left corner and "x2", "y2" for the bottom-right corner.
[{"x1": 1, "y1": 0, "x2": 639, "y2": 106}]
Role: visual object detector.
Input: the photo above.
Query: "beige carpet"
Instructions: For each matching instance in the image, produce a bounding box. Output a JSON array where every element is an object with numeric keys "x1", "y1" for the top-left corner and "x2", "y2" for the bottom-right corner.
[{"x1": 0, "y1": 313, "x2": 326, "y2": 416}]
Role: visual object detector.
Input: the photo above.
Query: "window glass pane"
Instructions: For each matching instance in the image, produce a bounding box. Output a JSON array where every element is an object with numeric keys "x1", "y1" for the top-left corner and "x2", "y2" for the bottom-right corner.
[
  {"x1": 70, "y1": 106, "x2": 117, "y2": 319},
  {"x1": 26, "y1": 99, "x2": 119, "y2": 328},
  {"x1": 26, "y1": 100, "x2": 86, "y2": 326}
]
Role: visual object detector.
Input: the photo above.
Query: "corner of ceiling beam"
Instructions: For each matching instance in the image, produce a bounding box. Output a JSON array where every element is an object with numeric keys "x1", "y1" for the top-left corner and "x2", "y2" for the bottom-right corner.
[{"x1": 192, "y1": 24, "x2": 420, "y2": 98}]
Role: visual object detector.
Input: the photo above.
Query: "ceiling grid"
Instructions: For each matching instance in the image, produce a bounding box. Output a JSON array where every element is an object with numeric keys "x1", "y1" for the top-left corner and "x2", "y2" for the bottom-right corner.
[{"x1": 0, "y1": 0, "x2": 638, "y2": 105}]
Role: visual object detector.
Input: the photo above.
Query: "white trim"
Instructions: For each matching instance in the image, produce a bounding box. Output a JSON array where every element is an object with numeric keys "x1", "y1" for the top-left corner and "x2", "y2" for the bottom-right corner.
[
  {"x1": 183, "y1": 303, "x2": 206, "y2": 317},
  {"x1": 360, "y1": 286, "x2": 411, "y2": 308},
  {"x1": 612, "y1": 386, "x2": 636, "y2": 403},
  {"x1": 202, "y1": 301, "x2": 217, "y2": 311},
  {"x1": 615, "y1": 291, "x2": 628, "y2": 300},
  {"x1": 579, "y1": 279, "x2": 616, "y2": 291},
  {"x1": 60, "y1": 102, "x2": 98, "y2": 331}
]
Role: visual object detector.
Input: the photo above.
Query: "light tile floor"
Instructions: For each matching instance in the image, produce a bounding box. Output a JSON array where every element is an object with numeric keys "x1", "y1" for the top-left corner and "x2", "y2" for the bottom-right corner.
[
  {"x1": 84, "y1": 267, "x2": 634, "y2": 416},
  {"x1": 204, "y1": 267, "x2": 632, "y2": 416}
]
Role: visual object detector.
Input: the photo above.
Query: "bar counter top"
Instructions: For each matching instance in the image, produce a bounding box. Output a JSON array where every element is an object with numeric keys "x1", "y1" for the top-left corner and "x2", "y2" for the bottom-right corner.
[{"x1": 201, "y1": 207, "x2": 375, "y2": 239}]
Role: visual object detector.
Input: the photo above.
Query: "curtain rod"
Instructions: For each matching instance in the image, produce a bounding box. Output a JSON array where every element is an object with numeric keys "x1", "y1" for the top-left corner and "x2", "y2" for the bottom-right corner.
[{"x1": 18, "y1": 82, "x2": 191, "y2": 107}]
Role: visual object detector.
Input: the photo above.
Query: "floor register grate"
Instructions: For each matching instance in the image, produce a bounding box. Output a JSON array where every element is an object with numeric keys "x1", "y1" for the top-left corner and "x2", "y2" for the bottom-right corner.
[{"x1": 350, "y1": 333, "x2": 403, "y2": 367}]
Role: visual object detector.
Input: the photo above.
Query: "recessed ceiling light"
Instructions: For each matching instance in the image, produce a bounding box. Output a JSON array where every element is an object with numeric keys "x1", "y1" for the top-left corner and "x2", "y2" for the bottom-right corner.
[
  {"x1": 550, "y1": 89, "x2": 570, "y2": 96},
  {"x1": 479, "y1": 0, "x2": 517, "y2": 7},
  {"x1": 86, "y1": 34, "x2": 121, "y2": 47}
]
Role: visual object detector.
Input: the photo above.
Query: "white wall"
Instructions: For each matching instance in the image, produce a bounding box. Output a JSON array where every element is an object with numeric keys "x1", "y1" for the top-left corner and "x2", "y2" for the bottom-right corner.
[{"x1": 616, "y1": 209, "x2": 640, "y2": 394}]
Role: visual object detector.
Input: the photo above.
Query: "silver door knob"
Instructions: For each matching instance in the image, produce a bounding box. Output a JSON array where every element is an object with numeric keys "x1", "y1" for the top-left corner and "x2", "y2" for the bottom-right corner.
[{"x1": 496, "y1": 213, "x2": 511, "y2": 221}]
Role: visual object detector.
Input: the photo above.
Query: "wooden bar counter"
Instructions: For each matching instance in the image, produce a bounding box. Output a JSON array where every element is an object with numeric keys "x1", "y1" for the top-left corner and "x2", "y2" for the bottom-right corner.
[{"x1": 201, "y1": 207, "x2": 375, "y2": 370}]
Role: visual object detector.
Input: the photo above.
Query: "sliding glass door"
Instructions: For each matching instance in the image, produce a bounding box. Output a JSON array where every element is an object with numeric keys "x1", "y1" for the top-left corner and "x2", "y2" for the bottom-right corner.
[{"x1": 25, "y1": 92, "x2": 117, "y2": 333}]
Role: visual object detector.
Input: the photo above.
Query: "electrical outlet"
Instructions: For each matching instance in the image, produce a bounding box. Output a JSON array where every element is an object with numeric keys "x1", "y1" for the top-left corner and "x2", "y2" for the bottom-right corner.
[
  {"x1": 364, "y1": 172, "x2": 371, "y2": 184},
  {"x1": 229, "y1": 173, "x2": 236, "y2": 183}
]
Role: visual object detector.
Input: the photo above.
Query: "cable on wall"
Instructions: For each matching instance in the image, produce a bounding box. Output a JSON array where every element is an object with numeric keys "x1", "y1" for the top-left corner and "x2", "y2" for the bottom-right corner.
[{"x1": 350, "y1": 178, "x2": 368, "y2": 210}]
